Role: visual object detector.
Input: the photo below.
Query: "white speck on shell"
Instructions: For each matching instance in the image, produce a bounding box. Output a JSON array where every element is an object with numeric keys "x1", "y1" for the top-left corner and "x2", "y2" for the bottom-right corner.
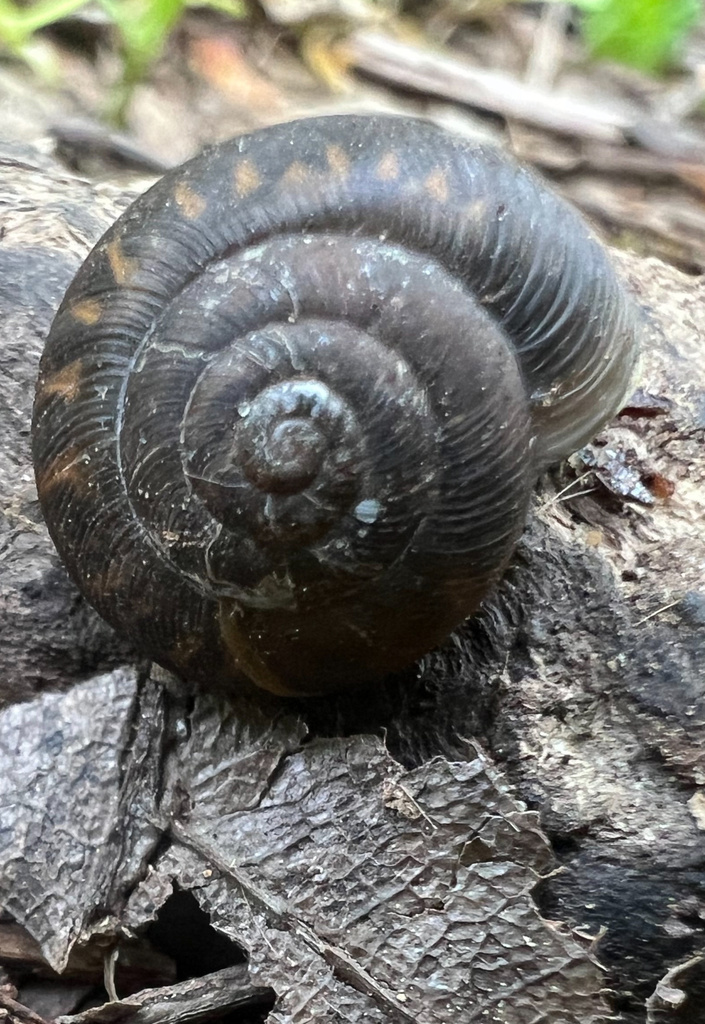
[{"x1": 354, "y1": 498, "x2": 381, "y2": 524}]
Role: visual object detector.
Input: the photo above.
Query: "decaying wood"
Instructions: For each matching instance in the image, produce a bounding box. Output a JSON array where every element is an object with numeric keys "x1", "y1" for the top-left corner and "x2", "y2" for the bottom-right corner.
[
  {"x1": 0, "y1": 990, "x2": 55, "y2": 1024},
  {"x1": 0, "y1": 143, "x2": 704, "y2": 1024},
  {"x1": 0, "y1": 923, "x2": 175, "y2": 992},
  {"x1": 55, "y1": 965, "x2": 273, "y2": 1024}
]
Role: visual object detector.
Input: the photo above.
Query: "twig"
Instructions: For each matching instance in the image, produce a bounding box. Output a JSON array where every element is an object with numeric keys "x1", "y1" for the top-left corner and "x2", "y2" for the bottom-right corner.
[
  {"x1": 540, "y1": 471, "x2": 594, "y2": 510},
  {"x1": 56, "y1": 966, "x2": 268, "y2": 1024},
  {"x1": 346, "y1": 29, "x2": 635, "y2": 143},
  {"x1": 104, "y1": 946, "x2": 120, "y2": 1004},
  {"x1": 526, "y1": 2, "x2": 570, "y2": 89},
  {"x1": 0, "y1": 992, "x2": 54, "y2": 1024},
  {"x1": 633, "y1": 600, "x2": 681, "y2": 628}
]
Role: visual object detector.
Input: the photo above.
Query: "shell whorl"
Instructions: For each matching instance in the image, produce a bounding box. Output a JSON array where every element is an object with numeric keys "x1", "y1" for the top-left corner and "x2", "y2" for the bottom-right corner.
[{"x1": 32, "y1": 115, "x2": 641, "y2": 695}]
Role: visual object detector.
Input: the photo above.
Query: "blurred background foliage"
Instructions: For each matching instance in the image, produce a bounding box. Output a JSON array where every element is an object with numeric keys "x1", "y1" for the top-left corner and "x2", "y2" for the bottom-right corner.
[
  {"x1": 574, "y1": 0, "x2": 701, "y2": 74},
  {"x1": 1, "y1": 0, "x2": 704, "y2": 273},
  {"x1": 0, "y1": 0, "x2": 245, "y2": 78},
  {"x1": 0, "y1": 0, "x2": 701, "y2": 99}
]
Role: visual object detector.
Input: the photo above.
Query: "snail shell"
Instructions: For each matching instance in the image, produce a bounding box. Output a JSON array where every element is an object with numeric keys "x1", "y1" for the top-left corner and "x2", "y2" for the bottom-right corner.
[{"x1": 32, "y1": 115, "x2": 640, "y2": 696}]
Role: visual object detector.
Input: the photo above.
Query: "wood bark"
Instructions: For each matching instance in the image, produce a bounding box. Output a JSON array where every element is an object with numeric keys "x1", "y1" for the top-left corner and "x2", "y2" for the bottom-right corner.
[{"x1": 0, "y1": 141, "x2": 704, "y2": 1024}]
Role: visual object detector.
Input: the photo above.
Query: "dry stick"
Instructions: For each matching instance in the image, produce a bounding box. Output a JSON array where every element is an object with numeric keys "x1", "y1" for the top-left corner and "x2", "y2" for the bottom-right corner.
[
  {"x1": 0, "y1": 992, "x2": 54, "y2": 1024},
  {"x1": 55, "y1": 966, "x2": 268, "y2": 1024},
  {"x1": 633, "y1": 600, "x2": 682, "y2": 628},
  {"x1": 104, "y1": 946, "x2": 120, "y2": 1004},
  {"x1": 564, "y1": 176, "x2": 705, "y2": 268},
  {"x1": 554, "y1": 487, "x2": 597, "y2": 502},
  {"x1": 348, "y1": 25, "x2": 705, "y2": 198},
  {"x1": 525, "y1": 1, "x2": 570, "y2": 89},
  {"x1": 345, "y1": 29, "x2": 635, "y2": 143},
  {"x1": 540, "y1": 471, "x2": 594, "y2": 511}
]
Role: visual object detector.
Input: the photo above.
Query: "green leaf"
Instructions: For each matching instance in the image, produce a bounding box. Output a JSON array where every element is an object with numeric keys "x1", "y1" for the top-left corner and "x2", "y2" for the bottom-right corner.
[
  {"x1": 553, "y1": 0, "x2": 606, "y2": 10},
  {"x1": 97, "y1": 0, "x2": 188, "y2": 79},
  {"x1": 0, "y1": 0, "x2": 88, "y2": 50},
  {"x1": 187, "y1": 0, "x2": 246, "y2": 15},
  {"x1": 579, "y1": 0, "x2": 700, "y2": 74}
]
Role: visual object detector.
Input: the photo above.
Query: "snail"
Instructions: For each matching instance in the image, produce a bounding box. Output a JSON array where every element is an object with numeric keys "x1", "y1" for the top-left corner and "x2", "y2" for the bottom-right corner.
[{"x1": 32, "y1": 114, "x2": 641, "y2": 697}]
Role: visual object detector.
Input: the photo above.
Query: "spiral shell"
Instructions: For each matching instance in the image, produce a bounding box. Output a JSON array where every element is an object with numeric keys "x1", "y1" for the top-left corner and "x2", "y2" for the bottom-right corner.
[{"x1": 32, "y1": 115, "x2": 640, "y2": 696}]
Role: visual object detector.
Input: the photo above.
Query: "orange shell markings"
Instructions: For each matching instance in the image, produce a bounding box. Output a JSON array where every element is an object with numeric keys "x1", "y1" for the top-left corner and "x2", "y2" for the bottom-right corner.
[
  {"x1": 37, "y1": 358, "x2": 83, "y2": 404},
  {"x1": 281, "y1": 160, "x2": 314, "y2": 187},
  {"x1": 233, "y1": 159, "x2": 261, "y2": 198},
  {"x1": 70, "y1": 297, "x2": 102, "y2": 326},
  {"x1": 173, "y1": 182, "x2": 207, "y2": 220},
  {"x1": 35, "y1": 445, "x2": 94, "y2": 498},
  {"x1": 375, "y1": 151, "x2": 400, "y2": 182},
  {"x1": 105, "y1": 238, "x2": 139, "y2": 287},
  {"x1": 424, "y1": 168, "x2": 449, "y2": 203},
  {"x1": 325, "y1": 144, "x2": 350, "y2": 180}
]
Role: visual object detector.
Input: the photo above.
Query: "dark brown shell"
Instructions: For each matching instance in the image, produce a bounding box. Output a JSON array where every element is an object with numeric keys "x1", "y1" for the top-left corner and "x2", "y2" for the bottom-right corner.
[{"x1": 32, "y1": 115, "x2": 641, "y2": 696}]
